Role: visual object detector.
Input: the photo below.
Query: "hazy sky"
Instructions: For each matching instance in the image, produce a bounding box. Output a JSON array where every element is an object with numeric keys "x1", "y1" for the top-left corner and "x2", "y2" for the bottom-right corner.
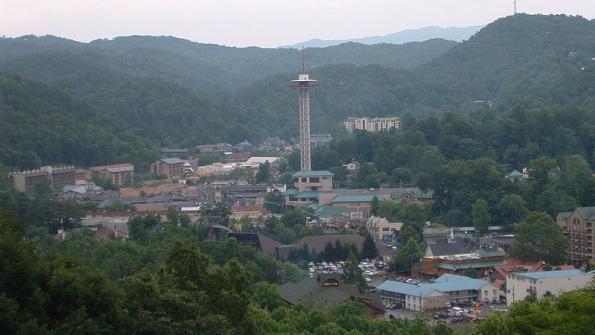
[{"x1": 1, "y1": 0, "x2": 594, "y2": 47}]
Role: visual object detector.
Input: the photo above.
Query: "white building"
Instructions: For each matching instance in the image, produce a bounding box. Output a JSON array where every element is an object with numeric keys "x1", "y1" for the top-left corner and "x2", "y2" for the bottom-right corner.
[
  {"x1": 376, "y1": 274, "x2": 500, "y2": 311},
  {"x1": 344, "y1": 116, "x2": 400, "y2": 133},
  {"x1": 506, "y1": 269, "x2": 594, "y2": 306}
]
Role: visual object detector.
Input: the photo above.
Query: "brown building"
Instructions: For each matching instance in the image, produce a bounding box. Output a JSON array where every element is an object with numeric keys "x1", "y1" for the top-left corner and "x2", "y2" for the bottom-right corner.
[
  {"x1": 416, "y1": 242, "x2": 506, "y2": 279},
  {"x1": 151, "y1": 158, "x2": 185, "y2": 179},
  {"x1": 279, "y1": 274, "x2": 385, "y2": 316},
  {"x1": 556, "y1": 207, "x2": 595, "y2": 265},
  {"x1": 9, "y1": 166, "x2": 75, "y2": 193},
  {"x1": 90, "y1": 163, "x2": 134, "y2": 187}
]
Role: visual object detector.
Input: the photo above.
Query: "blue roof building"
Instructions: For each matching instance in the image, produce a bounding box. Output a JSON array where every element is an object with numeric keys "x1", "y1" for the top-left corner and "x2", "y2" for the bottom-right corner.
[{"x1": 376, "y1": 273, "x2": 499, "y2": 311}]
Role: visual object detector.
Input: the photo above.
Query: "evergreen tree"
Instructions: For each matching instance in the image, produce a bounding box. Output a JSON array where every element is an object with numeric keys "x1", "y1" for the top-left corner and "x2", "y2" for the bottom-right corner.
[
  {"x1": 472, "y1": 199, "x2": 490, "y2": 235},
  {"x1": 361, "y1": 234, "x2": 378, "y2": 260}
]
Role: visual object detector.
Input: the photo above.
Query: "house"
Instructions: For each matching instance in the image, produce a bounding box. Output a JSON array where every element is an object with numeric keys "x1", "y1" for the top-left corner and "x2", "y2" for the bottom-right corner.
[
  {"x1": 416, "y1": 241, "x2": 506, "y2": 278},
  {"x1": 279, "y1": 274, "x2": 385, "y2": 316},
  {"x1": 376, "y1": 273, "x2": 499, "y2": 311},
  {"x1": 366, "y1": 216, "x2": 403, "y2": 242},
  {"x1": 506, "y1": 270, "x2": 594, "y2": 306},
  {"x1": 90, "y1": 163, "x2": 135, "y2": 187},
  {"x1": 150, "y1": 158, "x2": 185, "y2": 179},
  {"x1": 556, "y1": 207, "x2": 595, "y2": 265},
  {"x1": 505, "y1": 169, "x2": 524, "y2": 182}
]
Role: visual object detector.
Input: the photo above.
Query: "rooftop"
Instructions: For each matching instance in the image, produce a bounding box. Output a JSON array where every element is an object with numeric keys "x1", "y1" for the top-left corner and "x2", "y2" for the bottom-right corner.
[
  {"x1": 512, "y1": 269, "x2": 592, "y2": 280},
  {"x1": 160, "y1": 157, "x2": 185, "y2": 165},
  {"x1": 332, "y1": 195, "x2": 383, "y2": 203},
  {"x1": 292, "y1": 170, "x2": 334, "y2": 178},
  {"x1": 377, "y1": 274, "x2": 492, "y2": 297}
]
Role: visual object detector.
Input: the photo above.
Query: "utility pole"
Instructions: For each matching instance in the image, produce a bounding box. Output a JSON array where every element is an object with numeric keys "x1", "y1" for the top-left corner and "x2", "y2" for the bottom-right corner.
[{"x1": 514, "y1": 0, "x2": 517, "y2": 15}]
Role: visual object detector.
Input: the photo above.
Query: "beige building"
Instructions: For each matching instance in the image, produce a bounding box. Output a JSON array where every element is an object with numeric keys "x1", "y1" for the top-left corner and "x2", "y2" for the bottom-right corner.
[
  {"x1": 285, "y1": 171, "x2": 333, "y2": 207},
  {"x1": 293, "y1": 170, "x2": 333, "y2": 192},
  {"x1": 150, "y1": 158, "x2": 185, "y2": 179},
  {"x1": 366, "y1": 216, "x2": 403, "y2": 242},
  {"x1": 376, "y1": 274, "x2": 499, "y2": 311},
  {"x1": 89, "y1": 163, "x2": 134, "y2": 187},
  {"x1": 9, "y1": 166, "x2": 75, "y2": 193},
  {"x1": 344, "y1": 116, "x2": 400, "y2": 133},
  {"x1": 506, "y1": 270, "x2": 594, "y2": 306},
  {"x1": 556, "y1": 207, "x2": 595, "y2": 264}
]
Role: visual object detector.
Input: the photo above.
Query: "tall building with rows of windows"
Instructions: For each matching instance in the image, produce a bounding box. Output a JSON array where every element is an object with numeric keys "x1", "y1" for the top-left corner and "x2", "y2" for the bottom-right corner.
[{"x1": 344, "y1": 116, "x2": 400, "y2": 133}]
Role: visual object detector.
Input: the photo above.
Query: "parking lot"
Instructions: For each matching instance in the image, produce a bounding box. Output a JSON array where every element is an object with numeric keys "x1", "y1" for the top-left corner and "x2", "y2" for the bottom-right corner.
[{"x1": 385, "y1": 303, "x2": 509, "y2": 331}]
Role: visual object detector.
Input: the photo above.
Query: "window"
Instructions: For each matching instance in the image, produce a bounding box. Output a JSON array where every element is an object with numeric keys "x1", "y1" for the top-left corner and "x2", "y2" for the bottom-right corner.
[
  {"x1": 294, "y1": 178, "x2": 299, "y2": 183},
  {"x1": 310, "y1": 177, "x2": 320, "y2": 183},
  {"x1": 301, "y1": 178, "x2": 307, "y2": 182}
]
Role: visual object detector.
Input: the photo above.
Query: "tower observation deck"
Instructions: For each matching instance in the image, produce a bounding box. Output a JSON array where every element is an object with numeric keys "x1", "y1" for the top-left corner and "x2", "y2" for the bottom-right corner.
[{"x1": 290, "y1": 73, "x2": 319, "y2": 171}]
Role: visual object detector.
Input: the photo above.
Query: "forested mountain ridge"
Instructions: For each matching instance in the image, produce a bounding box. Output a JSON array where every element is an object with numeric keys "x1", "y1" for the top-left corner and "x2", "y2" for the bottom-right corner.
[
  {"x1": 420, "y1": 14, "x2": 595, "y2": 101},
  {"x1": 0, "y1": 35, "x2": 456, "y2": 94},
  {"x1": 0, "y1": 73, "x2": 159, "y2": 169},
  {"x1": 1, "y1": 14, "x2": 595, "y2": 170}
]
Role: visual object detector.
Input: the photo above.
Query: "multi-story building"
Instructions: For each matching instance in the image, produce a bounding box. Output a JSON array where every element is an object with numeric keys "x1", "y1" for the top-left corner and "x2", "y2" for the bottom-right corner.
[
  {"x1": 150, "y1": 158, "x2": 185, "y2": 179},
  {"x1": 556, "y1": 207, "x2": 595, "y2": 264},
  {"x1": 293, "y1": 170, "x2": 333, "y2": 193},
  {"x1": 89, "y1": 163, "x2": 134, "y2": 187},
  {"x1": 344, "y1": 116, "x2": 400, "y2": 133},
  {"x1": 366, "y1": 216, "x2": 403, "y2": 242},
  {"x1": 284, "y1": 171, "x2": 334, "y2": 206},
  {"x1": 506, "y1": 270, "x2": 594, "y2": 306},
  {"x1": 9, "y1": 166, "x2": 76, "y2": 193},
  {"x1": 376, "y1": 274, "x2": 500, "y2": 311}
]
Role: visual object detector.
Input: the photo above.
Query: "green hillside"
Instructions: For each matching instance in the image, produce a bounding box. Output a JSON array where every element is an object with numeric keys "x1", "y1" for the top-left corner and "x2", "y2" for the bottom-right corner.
[{"x1": 1, "y1": 14, "x2": 595, "y2": 170}]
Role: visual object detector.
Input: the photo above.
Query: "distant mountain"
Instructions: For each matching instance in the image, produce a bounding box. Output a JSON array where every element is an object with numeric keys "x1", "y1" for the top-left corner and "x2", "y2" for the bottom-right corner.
[
  {"x1": 2, "y1": 14, "x2": 595, "y2": 170},
  {"x1": 0, "y1": 35, "x2": 455, "y2": 95},
  {"x1": 281, "y1": 25, "x2": 483, "y2": 49}
]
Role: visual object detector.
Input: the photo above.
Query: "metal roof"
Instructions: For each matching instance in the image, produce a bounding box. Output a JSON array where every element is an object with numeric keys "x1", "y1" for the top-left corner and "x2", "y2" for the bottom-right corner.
[
  {"x1": 332, "y1": 195, "x2": 383, "y2": 203},
  {"x1": 160, "y1": 158, "x2": 184, "y2": 165},
  {"x1": 513, "y1": 269, "x2": 591, "y2": 280},
  {"x1": 377, "y1": 274, "x2": 492, "y2": 297},
  {"x1": 292, "y1": 170, "x2": 334, "y2": 178}
]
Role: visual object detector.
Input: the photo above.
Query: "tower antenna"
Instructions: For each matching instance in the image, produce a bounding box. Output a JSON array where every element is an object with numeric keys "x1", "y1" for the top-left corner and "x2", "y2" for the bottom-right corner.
[
  {"x1": 301, "y1": 46, "x2": 306, "y2": 74},
  {"x1": 514, "y1": 0, "x2": 517, "y2": 15},
  {"x1": 290, "y1": 55, "x2": 319, "y2": 172}
]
